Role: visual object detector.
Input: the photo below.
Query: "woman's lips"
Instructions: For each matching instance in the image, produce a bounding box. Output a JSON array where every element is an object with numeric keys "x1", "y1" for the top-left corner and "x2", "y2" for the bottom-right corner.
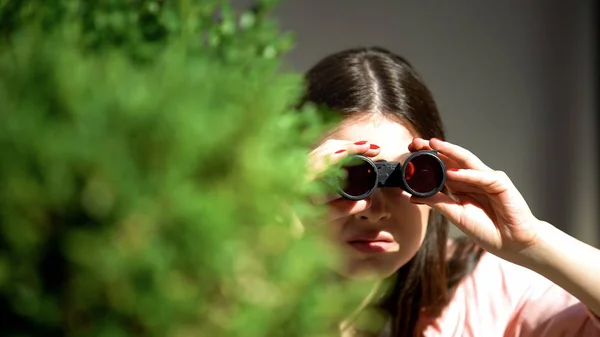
[
  {"x1": 347, "y1": 232, "x2": 395, "y2": 253},
  {"x1": 348, "y1": 240, "x2": 394, "y2": 253}
]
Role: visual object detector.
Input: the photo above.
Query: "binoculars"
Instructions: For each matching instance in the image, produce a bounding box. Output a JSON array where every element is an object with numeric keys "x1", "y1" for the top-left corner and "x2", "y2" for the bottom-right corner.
[{"x1": 336, "y1": 150, "x2": 446, "y2": 200}]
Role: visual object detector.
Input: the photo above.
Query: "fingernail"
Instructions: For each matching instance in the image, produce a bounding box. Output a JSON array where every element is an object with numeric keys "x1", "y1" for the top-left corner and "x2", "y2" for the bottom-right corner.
[
  {"x1": 369, "y1": 144, "x2": 380, "y2": 149},
  {"x1": 334, "y1": 149, "x2": 347, "y2": 154},
  {"x1": 431, "y1": 137, "x2": 443, "y2": 142},
  {"x1": 448, "y1": 168, "x2": 459, "y2": 171},
  {"x1": 354, "y1": 141, "x2": 368, "y2": 145}
]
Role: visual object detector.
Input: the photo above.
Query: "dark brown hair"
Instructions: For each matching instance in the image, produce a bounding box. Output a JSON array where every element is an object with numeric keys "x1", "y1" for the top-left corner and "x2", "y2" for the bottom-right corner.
[{"x1": 300, "y1": 47, "x2": 484, "y2": 337}]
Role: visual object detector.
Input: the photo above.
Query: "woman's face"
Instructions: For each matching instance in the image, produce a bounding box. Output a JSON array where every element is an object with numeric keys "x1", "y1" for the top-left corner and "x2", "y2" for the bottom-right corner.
[{"x1": 322, "y1": 115, "x2": 430, "y2": 279}]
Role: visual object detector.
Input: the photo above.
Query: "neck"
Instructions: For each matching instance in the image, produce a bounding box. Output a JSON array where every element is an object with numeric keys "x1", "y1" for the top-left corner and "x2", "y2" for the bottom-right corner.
[{"x1": 339, "y1": 278, "x2": 388, "y2": 335}]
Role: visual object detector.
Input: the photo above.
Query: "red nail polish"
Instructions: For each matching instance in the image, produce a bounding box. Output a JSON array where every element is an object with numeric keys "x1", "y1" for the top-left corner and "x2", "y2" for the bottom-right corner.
[
  {"x1": 369, "y1": 144, "x2": 380, "y2": 149},
  {"x1": 448, "y1": 168, "x2": 459, "y2": 171},
  {"x1": 334, "y1": 149, "x2": 346, "y2": 154},
  {"x1": 354, "y1": 141, "x2": 368, "y2": 145}
]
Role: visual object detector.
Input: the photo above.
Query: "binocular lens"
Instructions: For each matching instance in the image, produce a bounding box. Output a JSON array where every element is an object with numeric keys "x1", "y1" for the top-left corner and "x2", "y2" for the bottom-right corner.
[
  {"x1": 404, "y1": 155, "x2": 445, "y2": 194},
  {"x1": 339, "y1": 158, "x2": 378, "y2": 198},
  {"x1": 337, "y1": 151, "x2": 446, "y2": 200}
]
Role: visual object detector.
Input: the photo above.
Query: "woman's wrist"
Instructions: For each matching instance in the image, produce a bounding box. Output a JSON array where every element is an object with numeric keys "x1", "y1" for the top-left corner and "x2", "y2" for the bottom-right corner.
[{"x1": 514, "y1": 220, "x2": 560, "y2": 270}]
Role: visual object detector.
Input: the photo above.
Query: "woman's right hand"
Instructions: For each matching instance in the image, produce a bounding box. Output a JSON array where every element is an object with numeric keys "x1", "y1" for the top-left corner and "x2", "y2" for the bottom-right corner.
[{"x1": 307, "y1": 139, "x2": 381, "y2": 221}]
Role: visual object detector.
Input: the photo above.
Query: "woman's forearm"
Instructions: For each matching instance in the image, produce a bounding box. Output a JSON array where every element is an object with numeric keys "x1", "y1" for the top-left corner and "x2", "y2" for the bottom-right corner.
[{"x1": 521, "y1": 221, "x2": 600, "y2": 316}]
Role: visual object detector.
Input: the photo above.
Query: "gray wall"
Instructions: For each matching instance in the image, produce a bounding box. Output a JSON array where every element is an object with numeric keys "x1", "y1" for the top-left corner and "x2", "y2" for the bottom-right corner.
[{"x1": 240, "y1": 1, "x2": 598, "y2": 245}]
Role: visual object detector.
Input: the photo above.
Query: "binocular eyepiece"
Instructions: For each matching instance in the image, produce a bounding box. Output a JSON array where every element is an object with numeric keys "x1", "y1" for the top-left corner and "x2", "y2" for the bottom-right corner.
[{"x1": 336, "y1": 150, "x2": 446, "y2": 200}]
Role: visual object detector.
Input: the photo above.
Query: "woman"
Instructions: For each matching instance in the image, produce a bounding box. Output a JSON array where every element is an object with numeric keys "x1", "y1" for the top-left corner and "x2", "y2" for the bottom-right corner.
[{"x1": 302, "y1": 47, "x2": 600, "y2": 336}]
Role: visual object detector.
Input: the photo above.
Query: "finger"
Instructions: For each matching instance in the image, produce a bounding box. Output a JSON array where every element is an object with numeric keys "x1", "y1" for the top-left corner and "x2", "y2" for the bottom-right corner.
[
  {"x1": 336, "y1": 140, "x2": 381, "y2": 157},
  {"x1": 408, "y1": 138, "x2": 461, "y2": 169},
  {"x1": 313, "y1": 140, "x2": 381, "y2": 162},
  {"x1": 308, "y1": 193, "x2": 341, "y2": 206},
  {"x1": 309, "y1": 140, "x2": 381, "y2": 178},
  {"x1": 317, "y1": 140, "x2": 380, "y2": 156},
  {"x1": 444, "y1": 179, "x2": 489, "y2": 195},
  {"x1": 429, "y1": 138, "x2": 491, "y2": 171},
  {"x1": 446, "y1": 169, "x2": 511, "y2": 194},
  {"x1": 328, "y1": 198, "x2": 371, "y2": 221},
  {"x1": 408, "y1": 137, "x2": 433, "y2": 152},
  {"x1": 308, "y1": 148, "x2": 353, "y2": 179},
  {"x1": 410, "y1": 192, "x2": 465, "y2": 228},
  {"x1": 436, "y1": 152, "x2": 460, "y2": 170}
]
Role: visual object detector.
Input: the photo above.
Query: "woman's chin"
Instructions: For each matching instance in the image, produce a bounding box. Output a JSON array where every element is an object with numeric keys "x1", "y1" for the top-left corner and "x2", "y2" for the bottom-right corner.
[{"x1": 334, "y1": 262, "x2": 397, "y2": 281}]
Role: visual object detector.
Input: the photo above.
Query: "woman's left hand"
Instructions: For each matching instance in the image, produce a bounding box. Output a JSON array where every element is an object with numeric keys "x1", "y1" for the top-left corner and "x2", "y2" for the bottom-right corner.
[{"x1": 409, "y1": 137, "x2": 543, "y2": 263}]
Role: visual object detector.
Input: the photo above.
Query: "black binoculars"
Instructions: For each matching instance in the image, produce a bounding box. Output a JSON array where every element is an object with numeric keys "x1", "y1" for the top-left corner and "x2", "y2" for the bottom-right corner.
[{"x1": 336, "y1": 150, "x2": 446, "y2": 200}]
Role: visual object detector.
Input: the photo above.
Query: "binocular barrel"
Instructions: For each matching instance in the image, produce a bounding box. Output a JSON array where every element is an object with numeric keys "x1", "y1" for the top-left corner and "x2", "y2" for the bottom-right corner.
[{"x1": 337, "y1": 150, "x2": 446, "y2": 200}]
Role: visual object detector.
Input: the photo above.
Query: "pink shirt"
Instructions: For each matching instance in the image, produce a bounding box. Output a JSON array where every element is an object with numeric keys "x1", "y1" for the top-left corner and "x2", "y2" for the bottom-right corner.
[{"x1": 405, "y1": 252, "x2": 600, "y2": 336}]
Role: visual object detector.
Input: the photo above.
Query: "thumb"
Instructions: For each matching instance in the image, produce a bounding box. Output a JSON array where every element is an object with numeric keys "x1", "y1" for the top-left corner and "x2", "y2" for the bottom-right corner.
[{"x1": 410, "y1": 193, "x2": 463, "y2": 225}]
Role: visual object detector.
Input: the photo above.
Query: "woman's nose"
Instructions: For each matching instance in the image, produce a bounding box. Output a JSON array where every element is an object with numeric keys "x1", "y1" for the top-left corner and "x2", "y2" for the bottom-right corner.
[{"x1": 354, "y1": 191, "x2": 391, "y2": 223}]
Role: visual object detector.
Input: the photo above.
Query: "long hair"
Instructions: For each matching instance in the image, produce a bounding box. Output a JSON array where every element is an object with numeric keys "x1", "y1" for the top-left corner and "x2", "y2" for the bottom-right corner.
[{"x1": 300, "y1": 47, "x2": 484, "y2": 336}]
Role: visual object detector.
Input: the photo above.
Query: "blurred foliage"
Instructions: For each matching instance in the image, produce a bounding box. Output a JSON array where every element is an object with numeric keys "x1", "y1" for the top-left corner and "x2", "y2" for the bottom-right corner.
[
  {"x1": 0, "y1": 0, "x2": 295, "y2": 63},
  {"x1": 0, "y1": 1, "x2": 374, "y2": 336}
]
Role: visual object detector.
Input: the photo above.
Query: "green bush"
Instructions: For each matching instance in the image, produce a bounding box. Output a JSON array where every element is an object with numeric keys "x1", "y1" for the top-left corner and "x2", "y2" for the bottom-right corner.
[{"x1": 0, "y1": 1, "x2": 374, "y2": 336}]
